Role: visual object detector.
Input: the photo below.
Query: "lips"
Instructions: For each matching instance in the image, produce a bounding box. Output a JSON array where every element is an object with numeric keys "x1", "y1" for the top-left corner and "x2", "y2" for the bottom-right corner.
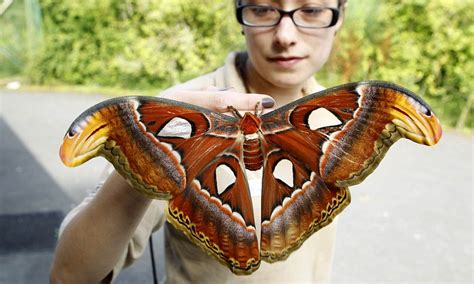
[{"x1": 267, "y1": 56, "x2": 307, "y2": 68}]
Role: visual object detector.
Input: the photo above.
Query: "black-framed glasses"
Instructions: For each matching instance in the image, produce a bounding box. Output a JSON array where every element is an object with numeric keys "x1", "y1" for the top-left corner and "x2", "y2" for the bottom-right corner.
[{"x1": 236, "y1": 5, "x2": 340, "y2": 29}]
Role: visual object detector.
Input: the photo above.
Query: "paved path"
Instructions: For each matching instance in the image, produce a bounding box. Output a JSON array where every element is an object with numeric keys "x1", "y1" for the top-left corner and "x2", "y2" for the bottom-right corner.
[
  {"x1": 1, "y1": 90, "x2": 472, "y2": 283},
  {"x1": 0, "y1": 90, "x2": 164, "y2": 283}
]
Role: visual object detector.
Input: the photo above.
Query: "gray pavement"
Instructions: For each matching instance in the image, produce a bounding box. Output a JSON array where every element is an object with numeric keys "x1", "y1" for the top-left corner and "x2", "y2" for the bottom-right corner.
[
  {"x1": 0, "y1": 89, "x2": 472, "y2": 283},
  {"x1": 0, "y1": 90, "x2": 164, "y2": 283}
]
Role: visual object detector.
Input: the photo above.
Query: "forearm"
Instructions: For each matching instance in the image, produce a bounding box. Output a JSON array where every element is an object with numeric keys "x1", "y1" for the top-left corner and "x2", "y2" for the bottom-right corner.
[{"x1": 50, "y1": 171, "x2": 152, "y2": 283}]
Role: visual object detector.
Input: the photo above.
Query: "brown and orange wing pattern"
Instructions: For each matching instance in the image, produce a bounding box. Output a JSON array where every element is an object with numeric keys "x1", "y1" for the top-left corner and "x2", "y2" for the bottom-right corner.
[
  {"x1": 260, "y1": 148, "x2": 349, "y2": 262},
  {"x1": 168, "y1": 147, "x2": 260, "y2": 274},
  {"x1": 60, "y1": 81, "x2": 442, "y2": 274},
  {"x1": 258, "y1": 81, "x2": 442, "y2": 261},
  {"x1": 60, "y1": 96, "x2": 260, "y2": 273}
]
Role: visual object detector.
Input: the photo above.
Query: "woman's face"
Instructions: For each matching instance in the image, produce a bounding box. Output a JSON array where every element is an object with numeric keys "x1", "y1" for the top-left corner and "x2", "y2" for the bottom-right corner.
[{"x1": 241, "y1": 0, "x2": 343, "y2": 89}]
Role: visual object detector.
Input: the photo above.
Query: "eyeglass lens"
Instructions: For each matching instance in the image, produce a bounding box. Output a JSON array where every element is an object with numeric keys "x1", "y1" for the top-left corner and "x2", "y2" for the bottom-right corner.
[{"x1": 242, "y1": 6, "x2": 335, "y2": 28}]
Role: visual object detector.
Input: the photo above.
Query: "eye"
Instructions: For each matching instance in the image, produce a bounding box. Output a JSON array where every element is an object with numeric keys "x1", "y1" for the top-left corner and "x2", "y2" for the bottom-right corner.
[
  {"x1": 248, "y1": 5, "x2": 276, "y2": 16},
  {"x1": 299, "y1": 7, "x2": 324, "y2": 16}
]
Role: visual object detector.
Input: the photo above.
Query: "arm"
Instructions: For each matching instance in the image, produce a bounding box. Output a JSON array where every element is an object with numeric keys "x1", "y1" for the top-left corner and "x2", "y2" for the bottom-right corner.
[
  {"x1": 50, "y1": 88, "x2": 274, "y2": 283},
  {"x1": 50, "y1": 172, "x2": 152, "y2": 283}
]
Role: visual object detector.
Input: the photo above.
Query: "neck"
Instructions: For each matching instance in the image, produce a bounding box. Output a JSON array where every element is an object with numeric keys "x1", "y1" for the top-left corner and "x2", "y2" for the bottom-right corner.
[{"x1": 244, "y1": 59, "x2": 305, "y2": 108}]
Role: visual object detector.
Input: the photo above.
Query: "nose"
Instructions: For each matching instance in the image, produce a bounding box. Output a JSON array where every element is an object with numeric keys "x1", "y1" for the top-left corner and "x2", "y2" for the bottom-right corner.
[{"x1": 273, "y1": 16, "x2": 298, "y2": 48}]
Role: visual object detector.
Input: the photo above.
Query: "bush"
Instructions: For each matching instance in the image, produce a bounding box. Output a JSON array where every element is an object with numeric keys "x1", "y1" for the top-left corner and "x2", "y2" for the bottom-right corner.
[
  {"x1": 16, "y1": 0, "x2": 474, "y2": 128},
  {"x1": 318, "y1": 0, "x2": 473, "y2": 128},
  {"x1": 0, "y1": 0, "x2": 42, "y2": 77},
  {"x1": 28, "y1": 0, "x2": 243, "y2": 90}
]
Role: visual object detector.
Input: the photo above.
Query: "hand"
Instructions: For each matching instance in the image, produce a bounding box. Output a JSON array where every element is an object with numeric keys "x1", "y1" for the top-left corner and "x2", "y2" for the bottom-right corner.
[{"x1": 160, "y1": 86, "x2": 275, "y2": 114}]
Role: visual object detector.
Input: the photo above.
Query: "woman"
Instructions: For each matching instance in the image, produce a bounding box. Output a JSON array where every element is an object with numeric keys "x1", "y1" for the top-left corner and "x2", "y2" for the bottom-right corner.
[{"x1": 50, "y1": 0, "x2": 347, "y2": 282}]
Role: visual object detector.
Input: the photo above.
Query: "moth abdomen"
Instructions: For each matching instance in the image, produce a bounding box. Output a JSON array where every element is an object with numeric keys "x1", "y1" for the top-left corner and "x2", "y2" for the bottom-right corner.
[{"x1": 243, "y1": 137, "x2": 263, "y2": 170}]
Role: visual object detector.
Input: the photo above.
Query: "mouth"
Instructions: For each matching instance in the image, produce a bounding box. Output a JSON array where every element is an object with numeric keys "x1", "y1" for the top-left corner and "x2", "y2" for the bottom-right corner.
[{"x1": 267, "y1": 56, "x2": 307, "y2": 68}]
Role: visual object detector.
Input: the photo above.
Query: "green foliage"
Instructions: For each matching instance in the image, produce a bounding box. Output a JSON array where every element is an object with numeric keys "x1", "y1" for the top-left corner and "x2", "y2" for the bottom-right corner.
[
  {"x1": 6, "y1": 0, "x2": 472, "y2": 128},
  {"x1": 28, "y1": 0, "x2": 243, "y2": 90},
  {"x1": 318, "y1": 0, "x2": 473, "y2": 128},
  {"x1": 0, "y1": 0, "x2": 42, "y2": 77}
]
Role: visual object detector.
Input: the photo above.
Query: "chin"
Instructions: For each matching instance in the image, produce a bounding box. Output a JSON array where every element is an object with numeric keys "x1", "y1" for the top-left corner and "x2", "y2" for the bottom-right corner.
[{"x1": 268, "y1": 72, "x2": 312, "y2": 89}]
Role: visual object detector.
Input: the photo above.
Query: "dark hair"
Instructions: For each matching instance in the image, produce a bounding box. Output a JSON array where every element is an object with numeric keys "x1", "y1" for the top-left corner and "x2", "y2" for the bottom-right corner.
[{"x1": 339, "y1": 0, "x2": 348, "y2": 8}]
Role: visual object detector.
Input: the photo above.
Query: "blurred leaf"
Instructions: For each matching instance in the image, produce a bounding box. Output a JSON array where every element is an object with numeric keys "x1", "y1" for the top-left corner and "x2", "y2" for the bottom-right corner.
[
  {"x1": 27, "y1": 0, "x2": 243, "y2": 90},
  {"x1": 318, "y1": 0, "x2": 473, "y2": 129},
  {"x1": 7, "y1": 0, "x2": 472, "y2": 129}
]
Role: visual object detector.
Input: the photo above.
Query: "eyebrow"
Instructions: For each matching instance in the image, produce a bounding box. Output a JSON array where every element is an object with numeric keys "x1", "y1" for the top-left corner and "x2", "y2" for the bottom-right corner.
[{"x1": 241, "y1": 0, "x2": 336, "y2": 7}]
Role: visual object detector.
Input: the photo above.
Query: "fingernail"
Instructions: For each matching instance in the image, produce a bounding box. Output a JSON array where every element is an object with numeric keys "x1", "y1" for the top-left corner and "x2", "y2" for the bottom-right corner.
[{"x1": 262, "y1": 97, "x2": 275, "y2": 108}]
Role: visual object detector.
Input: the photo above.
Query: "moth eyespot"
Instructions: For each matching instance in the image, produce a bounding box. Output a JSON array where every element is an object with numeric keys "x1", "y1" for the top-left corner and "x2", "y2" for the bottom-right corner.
[
  {"x1": 67, "y1": 125, "x2": 81, "y2": 137},
  {"x1": 307, "y1": 108, "x2": 342, "y2": 130},
  {"x1": 421, "y1": 106, "x2": 431, "y2": 116},
  {"x1": 157, "y1": 117, "x2": 193, "y2": 139},
  {"x1": 273, "y1": 158, "x2": 294, "y2": 188},
  {"x1": 215, "y1": 164, "x2": 236, "y2": 195},
  {"x1": 408, "y1": 96, "x2": 431, "y2": 116}
]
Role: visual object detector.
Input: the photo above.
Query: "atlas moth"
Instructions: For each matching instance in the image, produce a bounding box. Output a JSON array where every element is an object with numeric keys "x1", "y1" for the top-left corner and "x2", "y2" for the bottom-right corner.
[{"x1": 60, "y1": 81, "x2": 442, "y2": 274}]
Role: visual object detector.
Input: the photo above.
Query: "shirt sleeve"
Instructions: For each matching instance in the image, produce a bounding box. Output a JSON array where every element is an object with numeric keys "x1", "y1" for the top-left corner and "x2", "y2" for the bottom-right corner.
[
  {"x1": 109, "y1": 199, "x2": 168, "y2": 281},
  {"x1": 58, "y1": 166, "x2": 168, "y2": 282}
]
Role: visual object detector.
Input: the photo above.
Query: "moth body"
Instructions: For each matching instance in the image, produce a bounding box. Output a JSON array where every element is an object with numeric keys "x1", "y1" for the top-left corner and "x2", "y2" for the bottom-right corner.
[{"x1": 240, "y1": 112, "x2": 264, "y2": 171}]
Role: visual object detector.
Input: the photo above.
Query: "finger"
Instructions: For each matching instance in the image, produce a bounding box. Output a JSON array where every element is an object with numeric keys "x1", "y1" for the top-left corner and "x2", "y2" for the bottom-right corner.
[
  {"x1": 199, "y1": 86, "x2": 236, "y2": 92},
  {"x1": 200, "y1": 86, "x2": 220, "y2": 91},
  {"x1": 159, "y1": 90, "x2": 275, "y2": 113},
  {"x1": 222, "y1": 108, "x2": 275, "y2": 118},
  {"x1": 211, "y1": 92, "x2": 275, "y2": 113},
  {"x1": 217, "y1": 87, "x2": 235, "y2": 91}
]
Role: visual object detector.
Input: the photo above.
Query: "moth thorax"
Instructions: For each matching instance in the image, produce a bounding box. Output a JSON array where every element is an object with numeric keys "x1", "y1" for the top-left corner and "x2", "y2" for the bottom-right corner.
[{"x1": 240, "y1": 112, "x2": 261, "y2": 134}]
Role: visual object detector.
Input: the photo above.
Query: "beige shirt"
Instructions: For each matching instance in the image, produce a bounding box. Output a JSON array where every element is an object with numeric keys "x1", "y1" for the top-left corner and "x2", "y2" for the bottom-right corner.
[{"x1": 61, "y1": 52, "x2": 338, "y2": 283}]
